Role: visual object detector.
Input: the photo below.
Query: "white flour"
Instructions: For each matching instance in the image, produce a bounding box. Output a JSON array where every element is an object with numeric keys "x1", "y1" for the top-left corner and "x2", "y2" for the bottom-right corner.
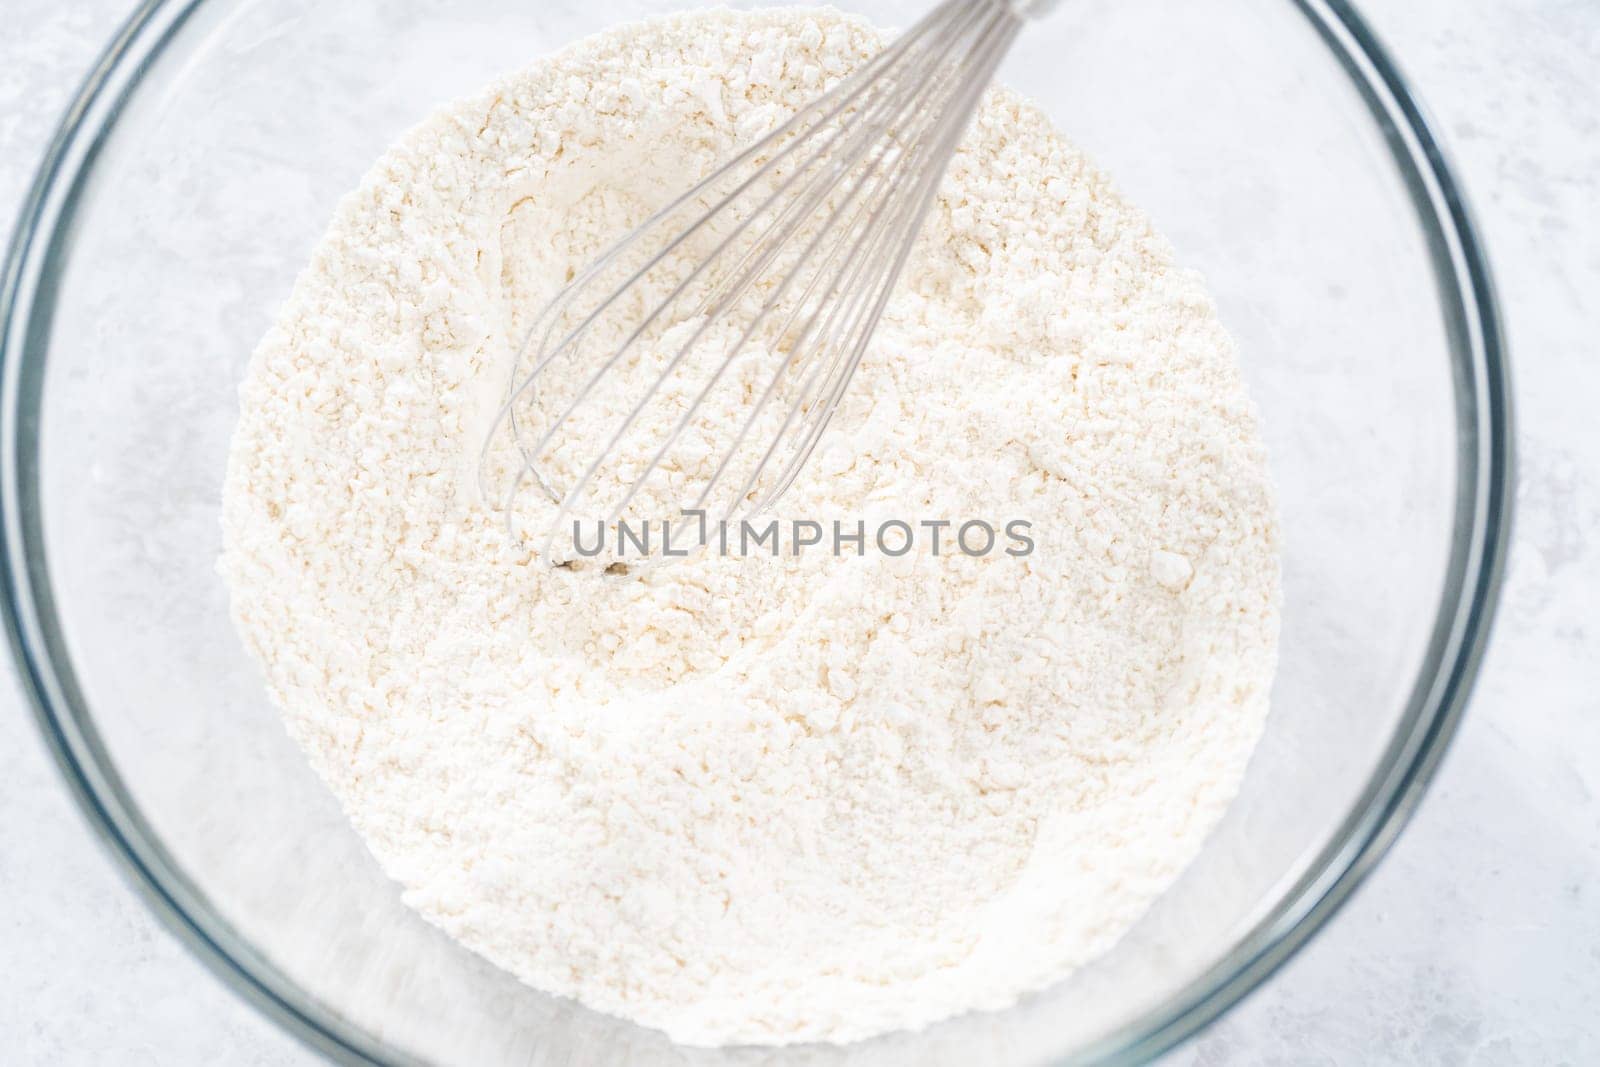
[{"x1": 221, "y1": 7, "x2": 1280, "y2": 1047}]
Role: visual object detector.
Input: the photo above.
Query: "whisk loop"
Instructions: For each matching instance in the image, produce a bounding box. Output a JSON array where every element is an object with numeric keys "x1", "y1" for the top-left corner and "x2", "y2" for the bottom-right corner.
[{"x1": 480, "y1": 0, "x2": 1039, "y2": 563}]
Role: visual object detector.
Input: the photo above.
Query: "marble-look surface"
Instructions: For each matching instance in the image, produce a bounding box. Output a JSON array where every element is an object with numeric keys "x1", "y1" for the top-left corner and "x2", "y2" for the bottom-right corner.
[{"x1": 2, "y1": 0, "x2": 1595, "y2": 1063}]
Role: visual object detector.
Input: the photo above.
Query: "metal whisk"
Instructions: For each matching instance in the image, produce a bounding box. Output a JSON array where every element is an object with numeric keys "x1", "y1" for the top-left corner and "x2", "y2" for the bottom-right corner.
[{"x1": 482, "y1": 0, "x2": 1049, "y2": 562}]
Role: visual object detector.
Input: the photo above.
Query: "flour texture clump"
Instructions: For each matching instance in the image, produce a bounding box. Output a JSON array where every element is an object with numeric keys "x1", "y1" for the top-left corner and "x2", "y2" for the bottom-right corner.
[{"x1": 221, "y1": 7, "x2": 1281, "y2": 1048}]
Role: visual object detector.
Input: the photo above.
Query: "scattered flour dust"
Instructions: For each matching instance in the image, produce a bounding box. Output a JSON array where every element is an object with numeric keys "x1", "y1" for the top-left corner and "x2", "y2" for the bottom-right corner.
[{"x1": 220, "y1": 6, "x2": 1280, "y2": 1048}]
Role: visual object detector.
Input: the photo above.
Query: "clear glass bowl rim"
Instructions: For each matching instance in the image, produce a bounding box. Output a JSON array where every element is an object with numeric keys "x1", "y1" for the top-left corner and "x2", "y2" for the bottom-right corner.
[{"x1": 0, "y1": 0, "x2": 1513, "y2": 1063}]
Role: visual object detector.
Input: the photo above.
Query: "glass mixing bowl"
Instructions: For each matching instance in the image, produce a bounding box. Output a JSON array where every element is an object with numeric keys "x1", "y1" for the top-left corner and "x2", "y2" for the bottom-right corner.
[{"x1": 0, "y1": 0, "x2": 1511, "y2": 1063}]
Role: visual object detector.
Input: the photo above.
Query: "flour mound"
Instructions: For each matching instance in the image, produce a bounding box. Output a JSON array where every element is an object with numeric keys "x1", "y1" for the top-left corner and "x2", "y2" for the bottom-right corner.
[{"x1": 221, "y1": 7, "x2": 1280, "y2": 1047}]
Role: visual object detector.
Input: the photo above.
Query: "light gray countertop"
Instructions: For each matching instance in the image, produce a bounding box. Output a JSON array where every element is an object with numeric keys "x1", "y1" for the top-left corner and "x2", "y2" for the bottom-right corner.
[{"x1": 2, "y1": 0, "x2": 1595, "y2": 1063}]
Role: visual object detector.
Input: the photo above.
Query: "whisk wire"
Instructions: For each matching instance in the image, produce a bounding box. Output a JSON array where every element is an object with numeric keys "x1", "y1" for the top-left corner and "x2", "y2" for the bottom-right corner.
[
  {"x1": 753, "y1": 15, "x2": 1024, "y2": 512},
  {"x1": 593, "y1": 0, "x2": 1009, "y2": 531},
  {"x1": 545, "y1": 8, "x2": 988, "y2": 538},
  {"x1": 491, "y1": 0, "x2": 963, "y2": 448},
  {"x1": 731, "y1": 13, "x2": 1021, "y2": 515},
  {"x1": 477, "y1": 6, "x2": 961, "y2": 512},
  {"x1": 484, "y1": 0, "x2": 1031, "y2": 560}
]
